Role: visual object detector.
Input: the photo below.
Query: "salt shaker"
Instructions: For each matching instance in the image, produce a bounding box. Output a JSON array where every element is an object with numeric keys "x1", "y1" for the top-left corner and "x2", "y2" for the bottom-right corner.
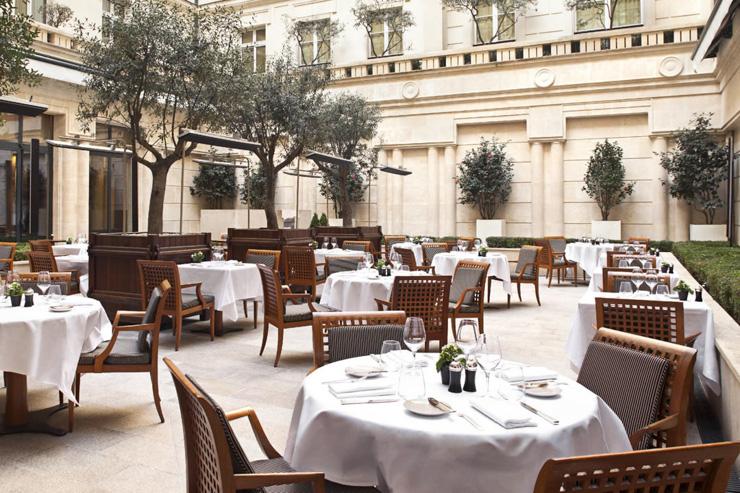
[
  {"x1": 448, "y1": 361, "x2": 463, "y2": 393},
  {"x1": 463, "y1": 359, "x2": 477, "y2": 393}
]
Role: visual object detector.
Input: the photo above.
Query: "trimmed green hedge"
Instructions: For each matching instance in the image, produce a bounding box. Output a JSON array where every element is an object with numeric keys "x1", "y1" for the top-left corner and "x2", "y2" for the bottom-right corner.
[
  {"x1": 485, "y1": 236, "x2": 674, "y2": 252},
  {"x1": 672, "y1": 241, "x2": 740, "y2": 323}
]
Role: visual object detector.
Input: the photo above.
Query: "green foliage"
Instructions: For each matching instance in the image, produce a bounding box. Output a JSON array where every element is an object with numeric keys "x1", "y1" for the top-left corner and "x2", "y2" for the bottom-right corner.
[
  {"x1": 7, "y1": 281, "x2": 23, "y2": 296},
  {"x1": 565, "y1": 0, "x2": 630, "y2": 30},
  {"x1": 442, "y1": 0, "x2": 536, "y2": 44},
  {"x1": 239, "y1": 163, "x2": 267, "y2": 210},
  {"x1": 0, "y1": 0, "x2": 39, "y2": 96},
  {"x1": 673, "y1": 280, "x2": 693, "y2": 294},
  {"x1": 319, "y1": 164, "x2": 366, "y2": 216},
  {"x1": 352, "y1": 0, "x2": 415, "y2": 57},
  {"x1": 287, "y1": 17, "x2": 343, "y2": 65},
  {"x1": 76, "y1": 0, "x2": 246, "y2": 233},
  {"x1": 672, "y1": 241, "x2": 740, "y2": 323},
  {"x1": 42, "y1": 1, "x2": 74, "y2": 28},
  {"x1": 12, "y1": 241, "x2": 29, "y2": 261},
  {"x1": 190, "y1": 164, "x2": 237, "y2": 209},
  {"x1": 319, "y1": 213, "x2": 329, "y2": 226},
  {"x1": 436, "y1": 343, "x2": 463, "y2": 372},
  {"x1": 582, "y1": 139, "x2": 634, "y2": 221},
  {"x1": 310, "y1": 213, "x2": 320, "y2": 228},
  {"x1": 457, "y1": 138, "x2": 514, "y2": 220},
  {"x1": 659, "y1": 114, "x2": 729, "y2": 225}
]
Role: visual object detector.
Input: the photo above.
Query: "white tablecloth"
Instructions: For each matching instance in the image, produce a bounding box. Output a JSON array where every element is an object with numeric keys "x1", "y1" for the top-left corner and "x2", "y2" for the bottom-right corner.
[
  {"x1": 285, "y1": 356, "x2": 631, "y2": 493},
  {"x1": 588, "y1": 271, "x2": 681, "y2": 292},
  {"x1": 321, "y1": 271, "x2": 427, "y2": 311},
  {"x1": 566, "y1": 292, "x2": 719, "y2": 393},
  {"x1": 390, "y1": 242, "x2": 423, "y2": 265},
  {"x1": 432, "y1": 251, "x2": 513, "y2": 295},
  {"x1": 0, "y1": 296, "x2": 111, "y2": 402},
  {"x1": 178, "y1": 261, "x2": 262, "y2": 322},
  {"x1": 52, "y1": 243, "x2": 88, "y2": 256},
  {"x1": 56, "y1": 254, "x2": 89, "y2": 276},
  {"x1": 564, "y1": 242, "x2": 616, "y2": 277}
]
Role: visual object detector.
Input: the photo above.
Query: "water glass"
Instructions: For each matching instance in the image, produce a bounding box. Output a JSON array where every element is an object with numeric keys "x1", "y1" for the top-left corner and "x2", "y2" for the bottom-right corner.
[
  {"x1": 398, "y1": 364, "x2": 426, "y2": 400},
  {"x1": 456, "y1": 320, "x2": 478, "y2": 358},
  {"x1": 331, "y1": 237, "x2": 338, "y2": 249},
  {"x1": 47, "y1": 285, "x2": 63, "y2": 304},
  {"x1": 356, "y1": 262, "x2": 365, "y2": 271},
  {"x1": 322, "y1": 237, "x2": 329, "y2": 249},
  {"x1": 403, "y1": 317, "x2": 426, "y2": 366},
  {"x1": 380, "y1": 340, "x2": 402, "y2": 370},
  {"x1": 655, "y1": 284, "x2": 670, "y2": 297},
  {"x1": 364, "y1": 253, "x2": 374, "y2": 269},
  {"x1": 474, "y1": 239, "x2": 482, "y2": 249},
  {"x1": 399, "y1": 265, "x2": 410, "y2": 272},
  {"x1": 619, "y1": 281, "x2": 634, "y2": 296},
  {"x1": 37, "y1": 271, "x2": 51, "y2": 298}
]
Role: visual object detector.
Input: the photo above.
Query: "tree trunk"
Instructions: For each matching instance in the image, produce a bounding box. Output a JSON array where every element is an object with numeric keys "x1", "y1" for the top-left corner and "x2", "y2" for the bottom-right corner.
[
  {"x1": 147, "y1": 165, "x2": 169, "y2": 234},
  {"x1": 263, "y1": 171, "x2": 279, "y2": 229},
  {"x1": 339, "y1": 167, "x2": 353, "y2": 227}
]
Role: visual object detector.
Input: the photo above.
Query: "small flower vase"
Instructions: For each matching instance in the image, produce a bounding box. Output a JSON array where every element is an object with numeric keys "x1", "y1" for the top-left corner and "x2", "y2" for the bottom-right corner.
[
  {"x1": 463, "y1": 368, "x2": 477, "y2": 392},
  {"x1": 10, "y1": 295, "x2": 22, "y2": 307},
  {"x1": 448, "y1": 368, "x2": 463, "y2": 393},
  {"x1": 440, "y1": 363, "x2": 450, "y2": 385},
  {"x1": 678, "y1": 291, "x2": 689, "y2": 301},
  {"x1": 24, "y1": 293, "x2": 34, "y2": 307}
]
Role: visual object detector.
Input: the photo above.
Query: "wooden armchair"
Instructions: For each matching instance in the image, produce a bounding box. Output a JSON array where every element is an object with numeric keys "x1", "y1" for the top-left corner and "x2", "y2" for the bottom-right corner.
[
  {"x1": 448, "y1": 260, "x2": 487, "y2": 339},
  {"x1": 312, "y1": 311, "x2": 407, "y2": 370},
  {"x1": 421, "y1": 242, "x2": 449, "y2": 266},
  {"x1": 138, "y1": 260, "x2": 215, "y2": 351},
  {"x1": 383, "y1": 235, "x2": 406, "y2": 260},
  {"x1": 165, "y1": 357, "x2": 380, "y2": 493},
  {"x1": 258, "y1": 264, "x2": 334, "y2": 367},
  {"x1": 457, "y1": 236, "x2": 477, "y2": 251},
  {"x1": 29, "y1": 239, "x2": 53, "y2": 252},
  {"x1": 627, "y1": 236, "x2": 650, "y2": 248},
  {"x1": 284, "y1": 245, "x2": 325, "y2": 301},
  {"x1": 0, "y1": 242, "x2": 16, "y2": 272},
  {"x1": 28, "y1": 251, "x2": 81, "y2": 294},
  {"x1": 15, "y1": 272, "x2": 73, "y2": 295},
  {"x1": 602, "y1": 268, "x2": 672, "y2": 293},
  {"x1": 487, "y1": 245, "x2": 542, "y2": 307},
  {"x1": 326, "y1": 256, "x2": 363, "y2": 276},
  {"x1": 376, "y1": 275, "x2": 451, "y2": 350},
  {"x1": 533, "y1": 442, "x2": 739, "y2": 493},
  {"x1": 607, "y1": 252, "x2": 657, "y2": 268},
  {"x1": 67, "y1": 280, "x2": 172, "y2": 431},
  {"x1": 595, "y1": 297, "x2": 696, "y2": 346},
  {"x1": 243, "y1": 249, "x2": 281, "y2": 329},
  {"x1": 343, "y1": 240, "x2": 374, "y2": 256},
  {"x1": 395, "y1": 247, "x2": 435, "y2": 273},
  {"x1": 541, "y1": 236, "x2": 580, "y2": 287}
]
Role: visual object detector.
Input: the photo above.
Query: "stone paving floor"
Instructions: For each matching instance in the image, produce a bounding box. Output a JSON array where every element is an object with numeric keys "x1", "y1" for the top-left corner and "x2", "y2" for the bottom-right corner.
[{"x1": 0, "y1": 279, "x2": 701, "y2": 492}]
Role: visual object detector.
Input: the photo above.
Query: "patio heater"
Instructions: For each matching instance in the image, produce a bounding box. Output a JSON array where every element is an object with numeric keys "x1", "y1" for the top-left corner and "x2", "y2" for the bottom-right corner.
[
  {"x1": 178, "y1": 129, "x2": 260, "y2": 234},
  {"x1": 366, "y1": 163, "x2": 413, "y2": 227}
]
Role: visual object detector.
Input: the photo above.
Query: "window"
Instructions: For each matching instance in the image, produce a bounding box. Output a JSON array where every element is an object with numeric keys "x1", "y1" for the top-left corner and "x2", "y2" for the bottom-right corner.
[
  {"x1": 369, "y1": 7, "x2": 403, "y2": 58},
  {"x1": 575, "y1": 0, "x2": 641, "y2": 32},
  {"x1": 15, "y1": 0, "x2": 45, "y2": 23},
  {"x1": 242, "y1": 27, "x2": 267, "y2": 72},
  {"x1": 473, "y1": 0, "x2": 515, "y2": 45},
  {"x1": 297, "y1": 21, "x2": 332, "y2": 66}
]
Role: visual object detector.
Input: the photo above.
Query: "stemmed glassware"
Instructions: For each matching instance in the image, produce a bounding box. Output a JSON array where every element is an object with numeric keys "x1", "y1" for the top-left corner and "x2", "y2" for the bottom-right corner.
[
  {"x1": 212, "y1": 247, "x2": 224, "y2": 262},
  {"x1": 331, "y1": 237, "x2": 338, "y2": 249},
  {"x1": 455, "y1": 320, "x2": 478, "y2": 361},
  {"x1": 380, "y1": 340, "x2": 402, "y2": 371},
  {"x1": 47, "y1": 285, "x2": 63, "y2": 305},
  {"x1": 37, "y1": 271, "x2": 51, "y2": 300},
  {"x1": 474, "y1": 238, "x2": 482, "y2": 250},
  {"x1": 364, "y1": 252, "x2": 374, "y2": 270},
  {"x1": 322, "y1": 237, "x2": 329, "y2": 249},
  {"x1": 645, "y1": 274, "x2": 658, "y2": 295},
  {"x1": 655, "y1": 284, "x2": 670, "y2": 297},
  {"x1": 474, "y1": 334, "x2": 502, "y2": 398},
  {"x1": 403, "y1": 317, "x2": 426, "y2": 366},
  {"x1": 389, "y1": 251, "x2": 401, "y2": 270},
  {"x1": 619, "y1": 281, "x2": 634, "y2": 296}
]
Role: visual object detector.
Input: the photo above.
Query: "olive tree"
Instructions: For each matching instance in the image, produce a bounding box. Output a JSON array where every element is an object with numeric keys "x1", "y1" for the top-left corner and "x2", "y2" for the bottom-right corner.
[
  {"x1": 0, "y1": 0, "x2": 39, "y2": 97},
  {"x1": 287, "y1": 17, "x2": 343, "y2": 66},
  {"x1": 442, "y1": 0, "x2": 536, "y2": 44},
  {"x1": 352, "y1": 0, "x2": 415, "y2": 58},
  {"x1": 76, "y1": 0, "x2": 246, "y2": 233},
  {"x1": 457, "y1": 138, "x2": 514, "y2": 219},
  {"x1": 582, "y1": 139, "x2": 634, "y2": 221}
]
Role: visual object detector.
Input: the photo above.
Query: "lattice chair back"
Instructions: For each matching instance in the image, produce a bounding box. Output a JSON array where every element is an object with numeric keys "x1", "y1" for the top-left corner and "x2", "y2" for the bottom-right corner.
[
  {"x1": 534, "y1": 239, "x2": 551, "y2": 265},
  {"x1": 608, "y1": 253, "x2": 657, "y2": 268},
  {"x1": 245, "y1": 249, "x2": 280, "y2": 270},
  {"x1": 326, "y1": 256, "x2": 362, "y2": 276},
  {"x1": 533, "y1": 442, "x2": 740, "y2": 493},
  {"x1": 29, "y1": 239, "x2": 53, "y2": 252},
  {"x1": 390, "y1": 276, "x2": 451, "y2": 346},
  {"x1": 627, "y1": 236, "x2": 651, "y2": 248},
  {"x1": 0, "y1": 242, "x2": 16, "y2": 272},
  {"x1": 283, "y1": 246, "x2": 317, "y2": 285},
  {"x1": 138, "y1": 260, "x2": 181, "y2": 312},
  {"x1": 421, "y1": 242, "x2": 449, "y2": 266},
  {"x1": 165, "y1": 358, "x2": 235, "y2": 493},
  {"x1": 395, "y1": 247, "x2": 418, "y2": 269},
  {"x1": 257, "y1": 264, "x2": 282, "y2": 322},
  {"x1": 384, "y1": 235, "x2": 406, "y2": 249},
  {"x1": 593, "y1": 328, "x2": 696, "y2": 448},
  {"x1": 515, "y1": 246, "x2": 541, "y2": 278},
  {"x1": 596, "y1": 297, "x2": 686, "y2": 344},
  {"x1": 28, "y1": 251, "x2": 58, "y2": 272},
  {"x1": 343, "y1": 240, "x2": 372, "y2": 253}
]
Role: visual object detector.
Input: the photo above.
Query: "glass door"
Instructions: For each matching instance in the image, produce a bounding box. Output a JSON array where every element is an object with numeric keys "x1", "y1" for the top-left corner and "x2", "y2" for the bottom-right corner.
[
  {"x1": 0, "y1": 146, "x2": 18, "y2": 239},
  {"x1": 89, "y1": 152, "x2": 133, "y2": 233}
]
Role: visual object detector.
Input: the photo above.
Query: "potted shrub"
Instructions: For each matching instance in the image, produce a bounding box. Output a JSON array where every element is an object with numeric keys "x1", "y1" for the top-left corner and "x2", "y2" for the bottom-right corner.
[
  {"x1": 478, "y1": 245, "x2": 488, "y2": 257},
  {"x1": 436, "y1": 343, "x2": 463, "y2": 385},
  {"x1": 457, "y1": 138, "x2": 513, "y2": 241},
  {"x1": 660, "y1": 261, "x2": 670, "y2": 273},
  {"x1": 8, "y1": 282, "x2": 23, "y2": 307},
  {"x1": 582, "y1": 139, "x2": 635, "y2": 240},
  {"x1": 674, "y1": 280, "x2": 693, "y2": 301},
  {"x1": 659, "y1": 114, "x2": 729, "y2": 241}
]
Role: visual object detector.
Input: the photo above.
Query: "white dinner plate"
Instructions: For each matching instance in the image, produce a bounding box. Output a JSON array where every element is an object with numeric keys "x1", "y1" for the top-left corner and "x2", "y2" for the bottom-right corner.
[
  {"x1": 524, "y1": 382, "x2": 562, "y2": 398},
  {"x1": 344, "y1": 365, "x2": 385, "y2": 378},
  {"x1": 49, "y1": 305, "x2": 74, "y2": 313},
  {"x1": 403, "y1": 399, "x2": 448, "y2": 416}
]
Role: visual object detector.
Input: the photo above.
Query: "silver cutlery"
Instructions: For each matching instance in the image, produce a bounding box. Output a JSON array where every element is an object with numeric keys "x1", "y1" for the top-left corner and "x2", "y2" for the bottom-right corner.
[
  {"x1": 341, "y1": 398, "x2": 398, "y2": 405},
  {"x1": 520, "y1": 400, "x2": 559, "y2": 425},
  {"x1": 428, "y1": 398, "x2": 482, "y2": 430}
]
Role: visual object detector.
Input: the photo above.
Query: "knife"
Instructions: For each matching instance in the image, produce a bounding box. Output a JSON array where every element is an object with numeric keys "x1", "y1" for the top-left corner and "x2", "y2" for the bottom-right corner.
[
  {"x1": 429, "y1": 398, "x2": 482, "y2": 430},
  {"x1": 520, "y1": 401, "x2": 559, "y2": 425}
]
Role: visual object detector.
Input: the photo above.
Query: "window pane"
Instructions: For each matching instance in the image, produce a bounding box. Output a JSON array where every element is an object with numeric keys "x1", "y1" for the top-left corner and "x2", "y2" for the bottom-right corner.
[
  {"x1": 476, "y1": 0, "x2": 493, "y2": 17},
  {"x1": 242, "y1": 29, "x2": 253, "y2": 44},
  {"x1": 613, "y1": 0, "x2": 640, "y2": 27},
  {"x1": 576, "y1": 5, "x2": 605, "y2": 31},
  {"x1": 256, "y1": 46, "x2": 266, "y2": 72},
  {"x1": 370, "y1": 18, "x2": 384, "y2": 34},
  {"x1": 388, "y1": 31, "x2": 402, "y2": 55},
  {"x1": 317, "y1": 39, "x2": 331, "y2": 64},
  {"x1": 256, "y1": 28, "x2": 266, "y2": 42},
  {"x1": 498, "y1": 12, "x2": 515, "y2": 40},
  {"x1": 370, "y1": 32, "x2": 384, "y2": 57},
  {"x1": 300, "y1": 41, "x2": 313, "y2": 65},
  {"x1": 31, "y1": 0, "x2": 44, "y2": 22},
  {"x1": 476, "y1": 16, "x2": 493, "y2": 43}
]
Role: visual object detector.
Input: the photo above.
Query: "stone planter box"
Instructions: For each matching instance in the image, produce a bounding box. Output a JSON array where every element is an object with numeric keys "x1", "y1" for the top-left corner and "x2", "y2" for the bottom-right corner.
[
  {"x1": 689, "y1": 224, "x2": 727, "y2": 242},
  {"x1": 591, "y1": 220, "x2": 621, "y2": 240},
  {"x1": 476, "y1": 219, "x2": 506, "y2": 240}
]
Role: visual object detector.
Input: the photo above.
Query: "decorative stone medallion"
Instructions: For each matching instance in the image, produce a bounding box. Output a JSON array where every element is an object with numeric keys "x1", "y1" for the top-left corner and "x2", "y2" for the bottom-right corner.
[
  {"x1": 534, "y1": 68, "x2": 555, "y2": 88},
  {"x1": 401, "y1": 81, "x2": 420, "y2": 100},
  {"x1": 658, "y1": 56, "x2": 683, "y2": 78}
]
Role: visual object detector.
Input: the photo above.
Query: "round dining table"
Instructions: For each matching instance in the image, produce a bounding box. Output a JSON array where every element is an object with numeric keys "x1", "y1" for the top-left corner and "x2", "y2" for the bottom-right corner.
[
  {"x1": 0, "y1": 296, "x2": 111, "y2": 435},
  {"x1": 564, "y1": 242, "x2": 616, "y2": 277},
  {"x1": 285, "y1": 355, "x2": 631, "y2": 493},
  {"x1": 320, "y1": 270, "x2": 427, "y2": 311},
  {"x1": 52, "y1": 243, "x2": 88, "y2": 257},
  {"x1": 431, "y1": 251, "x2": 513, "y2": 294}
]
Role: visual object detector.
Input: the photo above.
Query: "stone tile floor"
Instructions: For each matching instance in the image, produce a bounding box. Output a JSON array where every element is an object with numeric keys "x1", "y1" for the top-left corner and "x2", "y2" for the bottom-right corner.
[{"x1": 0, "y1": 279, "x2": 701, "y2": 492}]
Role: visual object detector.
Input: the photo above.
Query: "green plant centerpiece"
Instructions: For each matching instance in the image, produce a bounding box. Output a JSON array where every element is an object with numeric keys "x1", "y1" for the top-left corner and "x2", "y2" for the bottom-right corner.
[
  {"x1": 8, "y1": 281, "x2": 23, "y2": 306},
  {"x1": 375, "y1": 258, "x2": 390, "y2": 276},
  {"x1": 66, "y1": 237, "x2": 73, "y2": 244},
  {"x1": 309, "y1": 240, "x2": 318, "y2": 250},
  {"x1": 191, "y1": 251, "x2": 205, "y2": 263},
  {"x1": 674, "y1": 280, "x2": 694, "y2": 301},
  {"x1": 582, "y1": 139, "x2": 635, "y2": 221},
  {"x1": 478, "y1": 245, "x2": 488, "y2": 257},
  {"x1": 436, "y1": 343, "x2": 463, "y2": 385}
]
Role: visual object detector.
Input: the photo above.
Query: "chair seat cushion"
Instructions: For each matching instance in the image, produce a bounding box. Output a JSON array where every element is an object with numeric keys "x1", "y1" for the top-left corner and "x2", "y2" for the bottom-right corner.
[
  {"x1": 513, "y1": 271, "x2": 538, "y2": 280},
  {"x1": 448, "y1": 302, "x2": 479, "y2": 313},
  {"x1": 182, "y1": 293, "x2": 215, "y2": 309},
  {"x1": 79, "y1": 335, "x2": 150, "y2": 365},
  {"x1": 249, "y1": 458, "x2": 379, "y2": 493},
  {"x1": 316, "y1": 272, "x2": 327, "y2": 282},
  {"x1": 284, "y1": 303, "x2": 335, "y2": 322}
]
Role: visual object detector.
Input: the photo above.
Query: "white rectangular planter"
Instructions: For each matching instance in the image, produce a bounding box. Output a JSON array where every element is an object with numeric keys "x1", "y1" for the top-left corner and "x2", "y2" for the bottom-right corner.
[
  {"x1": 689, "y1": 224, "x2": 727, "y2": 241},
  {"x1": 328, "y1": 218, "x2": 344, "y2": 227},
  {"x1": 200, "y1": 209, "x2": 267, "y2": 240},
  {"x1": 476, "y1": 219, "x2": 506, "y2": 240},
  {"x1": 591, "y1": 220, "x2": 621, "y2": 241}
]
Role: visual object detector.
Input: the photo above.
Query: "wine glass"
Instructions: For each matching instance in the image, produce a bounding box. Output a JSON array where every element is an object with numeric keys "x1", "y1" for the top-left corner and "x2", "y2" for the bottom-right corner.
[
  {"x1": 47, "y1": 285, "x2": 62, "y2": 304},
  {"x1": 403, "y1": 317, "x2": 426, "y2": 366},
  {"x1": 619, "y1": 281, "x2": 634, "y2": 296},
  {"x1": 380, "y1": 340, "x2": 402, "y2": 370},
  {"x1": 475, "y1": 334, "x2": 502, "y2": 398},
  {"x1": 618, "y1": 260, "x2": 629, "y2": 268},
  {"x1": 37, "y1": 271, "x2": 51, "y2": 300},
  {"x1": 212, "y1": 248, "x2": 224, "y2": 262},
  {"x1": 389, "y1": 251, "x2": 401, "y2": 270},
  {"x1": 364, "y1": 252, "x2": 374, "y2": 270},
  {"x1": 322, "y1": 237, "x2": 329, "y2": 250},
  {"x1": 655, "y1": 284, "x2": 670, "y2": 298},
  {"x1": 331, "y1": 237, "x2": 338, "y2": 249},
  {"x1": 356, "y1": 262, "x2": 365, "y2": 271},
  {"x1": 399, "y1": 265, "x2": 410, "y2": 272},
  {"x1": 645, "y1": 274, "x2": 658, "y2": 295},
  {"x1": 455, "y1": 320, "x2": 478, "y2": 359}
]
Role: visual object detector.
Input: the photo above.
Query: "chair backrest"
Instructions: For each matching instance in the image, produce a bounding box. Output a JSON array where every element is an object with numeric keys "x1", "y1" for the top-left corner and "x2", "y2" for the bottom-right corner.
[
  {"x1": 15, "y1": 272, "x2": 72, "y2": 295},
  {"x1": 604, "y1": 271, "x2": 672, "y2": 293},
  {"x1": 596, "y1": 297, "x2": 686, "y2": 344},
  {"x1": 343, "y1": 240, "x2": 372, "y2": 254},
  {"x1": 395, "y1": 247, "x2": 419, "y2": 269},
  {"x1": 545, "y1": 236, "x2": 567, "y2": 255},
  {"x1": 164, "y1": 357, "x2": 241, "y2": 493},
  {"x1": 245, "y1": 249, "x2": 281, "y2": 270},
  {"x1": 383, "y1": 235, "x2": 406, "y2": 250},
  {"x1": 29, "y1": 239, "x2": 53, "y2": 252},
  {"x1": 283, "y1": 246, "x2": 317, "y2": 286},
  {"x1": 421, "y1": 242, "x2": 449, "y2": 266},
  {"x1": 614, "y1": 244, "x2": 646, "y2": 254},
  {"x1": 257, "y1": 264, "x2": 283, "y2": 323},
  {"x1": 514, "y1": 246, "x2": 542, "y2": 277},
  {"x1": 0, "y1": 242, "x2": 16, "y2": 272},
  {"x1": 534, "y1": 239, "x2": 552, "y2": 265},
  {"x1": 139, "y1": 280, "x2": 171, "y2": 354},
  {"x1": 312, "y1": 311, "x2": 407, "y2": 368},
  {"x1": 28, "y1": 251, "x2": 58, "y2": 272},
  {"x1": 593, "y1": 328, "x2": 696, "y2": 448},
  {"x1": 457, "y1": 236, "x2": 476, "y2": 251},
  {"x1": 608, "y1": 252, "x2": 657, "y2": 268},
  {"x1": 450, "y1": 260, "x2": 487, "y2": 304},
  {"x1": 533, "y1": 442, "x2": 740, "y2": 493},
  {"x1": 389, "y1": 275, "x2": 451, "y2": 346},
  {"x1": 627, "y1": 236, "x2": 650, "y2": 247},
  {"x1": 326, "y1": 256, "x2": 362, "y2": 276},
  {"x1": 137, "y1": 260, "x2": 181, "y2": 313}
]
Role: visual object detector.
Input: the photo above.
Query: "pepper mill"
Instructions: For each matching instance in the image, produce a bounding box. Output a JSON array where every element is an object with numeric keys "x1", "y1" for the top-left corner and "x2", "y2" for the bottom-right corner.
[
  {"x1": 695, "y1": 287, "x2": 703, "y2": 302},
  {"x1": 448, "y1": 361, "x2": 463, "y2": 393},
  {"x1": 463, "y1": 365, "x2": 477, "y2": 393}
]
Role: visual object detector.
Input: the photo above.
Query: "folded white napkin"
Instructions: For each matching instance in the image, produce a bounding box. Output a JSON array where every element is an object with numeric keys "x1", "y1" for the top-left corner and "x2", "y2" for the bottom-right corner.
[
  {"x1": 336, "y1": 388, "x2": 397, "y2": 400},
  {"x1": 344, "y1": 365, "x2": 385, "y2": 377},
  {"x1": 470, "y1": 398, "x2": 536, "y2": 429},
  {"x1": 499, "y1": 366, "x2": 557, "y2": 383},
  {"x1": 329, "y1": 378, "x2": 394, "y2": 397}
]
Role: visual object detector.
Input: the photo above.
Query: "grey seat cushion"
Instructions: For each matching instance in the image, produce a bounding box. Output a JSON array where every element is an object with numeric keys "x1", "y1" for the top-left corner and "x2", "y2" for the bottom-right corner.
[
  {"x1": 284, "y1": 303, "x2": 334, "y2": 322},
  {"x1": 327, "y1": 257, "x2": 362, "y2": 276},
  {"x1": 19, "y1": 280, "x2": 69, "y2": 295},
  {"x1": 182, "y1": 293, "x2": 215, "y2": 309},
  {"x1": 250, "y1": 458, "x2": 379, "y2": 493},
  {"x1": 448, "y1": 301, "x2": 479, "y2": 313},
  {"x1": 79, "y1": 335, "x2": 150, "y2": 365},
  {"x1": 450, "y1": 267, "x2": 482, "y2": 304},
  {"x1": 0, "y1": 245, "x2": 12, "y2": 259},
  {"x1": 327, "y1": 325, "x2": 404, "y2": 362},
  {"x1": 0, "y1": 261, "x2": 10, "y2": 271},
  {"x1": 577, "y1": 341, "x2": 669, "y2": 449}
]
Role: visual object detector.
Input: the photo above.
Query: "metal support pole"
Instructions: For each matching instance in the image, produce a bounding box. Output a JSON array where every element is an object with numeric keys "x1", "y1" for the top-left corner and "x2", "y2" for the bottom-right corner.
[
  {"x1": 294, "y1": 161, "x2": 300, "y2": 229},
  {"x1": 179, "y1": 146, "x2": 185, "y2": 234}
]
